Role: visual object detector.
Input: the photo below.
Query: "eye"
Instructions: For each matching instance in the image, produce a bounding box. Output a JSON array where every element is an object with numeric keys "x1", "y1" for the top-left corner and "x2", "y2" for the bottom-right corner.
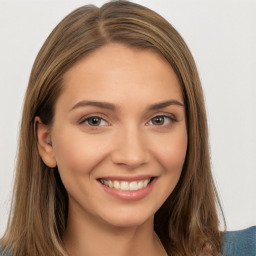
[
  {"x1": 147, "y1": 115, "x2": 176, "y2": 126},
  {"x1": 82, "y1": 116, "x2": 108, "y2": 127}
]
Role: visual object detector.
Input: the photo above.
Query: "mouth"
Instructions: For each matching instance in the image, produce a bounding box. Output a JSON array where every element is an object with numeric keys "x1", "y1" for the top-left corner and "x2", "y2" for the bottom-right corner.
[{"x1": 98, "y1": 177, "x2": 155, "y2": 191}]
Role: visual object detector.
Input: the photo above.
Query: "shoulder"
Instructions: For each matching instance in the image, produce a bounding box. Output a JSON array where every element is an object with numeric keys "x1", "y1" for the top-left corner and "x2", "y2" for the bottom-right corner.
[{"x1": 223, "y1": 226, "x2": 256, "y2": 256}]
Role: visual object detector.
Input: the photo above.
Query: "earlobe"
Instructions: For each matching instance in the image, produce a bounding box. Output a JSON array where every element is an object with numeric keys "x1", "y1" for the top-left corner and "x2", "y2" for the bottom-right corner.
[{"x1": 34, "y1": 116, "x2": 57, "y2": 168}]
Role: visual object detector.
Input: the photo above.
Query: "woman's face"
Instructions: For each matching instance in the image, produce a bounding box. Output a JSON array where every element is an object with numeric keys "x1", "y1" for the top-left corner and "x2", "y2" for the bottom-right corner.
[{"x1": 45, "y1": 43, "x2": 187, "y2": 228}]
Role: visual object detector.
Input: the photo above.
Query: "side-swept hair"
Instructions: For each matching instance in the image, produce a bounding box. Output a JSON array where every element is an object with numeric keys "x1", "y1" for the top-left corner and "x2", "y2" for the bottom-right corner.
[{"x1": 1, "y1": 1, "x2": 224, "y2": 255}]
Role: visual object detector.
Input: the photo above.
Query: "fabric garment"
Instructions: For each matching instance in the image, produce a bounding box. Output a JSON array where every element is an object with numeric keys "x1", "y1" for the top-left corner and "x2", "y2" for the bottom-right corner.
[
  {"x1": 1, "y1": 226, "x2": 256, "y2": 255},
  {"x1": 223, "y1": 226, "x2": 256, "y2": 256}
]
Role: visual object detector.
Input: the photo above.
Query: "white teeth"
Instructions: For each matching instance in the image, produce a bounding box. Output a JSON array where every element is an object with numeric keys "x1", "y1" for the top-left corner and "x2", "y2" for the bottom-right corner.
[
  {"x1": 129, "y1": 181, "x2": 138, "y2": 191},
  {"x1": 113, "y1": 180, "x2": 120, "y2": 189},
  {"x1": 121, "y1": 181, "x2": 129, "y2": 191},
  {"x1": 143, "y1": 179, "x2": 149, "y2": 187},
  {"x1": 138, "y1": 181, "x2": 144, "y2": 189},
  {"x1": 101, "y1": 178, "x2": 151, "y2": 191},
  {"x1": 108, "y1": 180, "x2": 113, "y2": 188}
]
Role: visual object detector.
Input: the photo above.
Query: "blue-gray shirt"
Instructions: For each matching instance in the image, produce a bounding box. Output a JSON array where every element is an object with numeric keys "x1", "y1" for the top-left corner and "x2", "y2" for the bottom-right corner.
[{"x1": 223, "y1": 226, "x2": 256, "y2": 256}]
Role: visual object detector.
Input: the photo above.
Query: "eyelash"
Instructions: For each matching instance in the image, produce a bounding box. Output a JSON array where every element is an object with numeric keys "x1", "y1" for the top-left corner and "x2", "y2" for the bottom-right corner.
[{"x1": 79, "y1": 113, "x2": 177, "y2": 129}]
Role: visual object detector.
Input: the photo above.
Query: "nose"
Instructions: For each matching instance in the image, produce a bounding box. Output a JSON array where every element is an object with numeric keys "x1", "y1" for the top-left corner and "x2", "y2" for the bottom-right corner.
[{"x1": 111, "y1": 126, "x2": 149, "y2": 169}]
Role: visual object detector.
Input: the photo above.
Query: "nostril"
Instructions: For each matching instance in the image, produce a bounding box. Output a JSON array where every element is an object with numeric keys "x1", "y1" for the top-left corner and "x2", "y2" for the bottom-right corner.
[
  {"x1": 111, "y1": 150, "x2": 149, "y2": 169},
  {"x1": 110, "y1": 133, "x2": 149, "y2": 168}
]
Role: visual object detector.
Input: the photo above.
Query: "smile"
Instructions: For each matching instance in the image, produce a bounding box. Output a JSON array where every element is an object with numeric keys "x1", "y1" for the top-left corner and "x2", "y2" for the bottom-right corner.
[{"x1": 99, "y1": 178, "x2": 153, "y2": 191}]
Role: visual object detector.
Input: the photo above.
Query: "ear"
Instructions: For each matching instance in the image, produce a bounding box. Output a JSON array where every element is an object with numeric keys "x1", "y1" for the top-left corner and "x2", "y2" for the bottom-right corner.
[{"x1": 34, "y1": 116, "x2": 57, "y2": 168}]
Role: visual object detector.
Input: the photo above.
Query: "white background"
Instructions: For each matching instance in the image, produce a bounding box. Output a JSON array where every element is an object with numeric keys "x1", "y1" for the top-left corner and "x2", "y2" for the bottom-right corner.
[{"x1": 0, "y1": 0, "x2": 255, "y2": 236}]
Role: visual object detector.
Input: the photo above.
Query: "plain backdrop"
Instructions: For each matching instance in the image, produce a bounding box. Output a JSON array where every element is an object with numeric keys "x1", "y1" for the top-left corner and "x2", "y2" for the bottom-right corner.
[{"x1": 0, "y1": 0, "x2": 255, "y2": 236}]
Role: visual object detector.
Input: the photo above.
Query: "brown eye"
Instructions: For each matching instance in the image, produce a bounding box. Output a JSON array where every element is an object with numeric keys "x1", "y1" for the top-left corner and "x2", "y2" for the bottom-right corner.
[
  {"x1": 147, "y1": 115, "x2": 176, "y2": 126},
  {"x1": 152, "y1": 116, "x2": 165, "y2": 125},
  {"x1": 83, "y1": 116, "x2": 108, "y2": 127}
]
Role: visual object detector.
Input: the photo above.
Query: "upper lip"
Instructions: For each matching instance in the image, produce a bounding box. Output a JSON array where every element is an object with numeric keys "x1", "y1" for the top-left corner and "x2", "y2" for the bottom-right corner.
[{"x1": 97, "y1": 175, "x2": 156, "y2": 181}]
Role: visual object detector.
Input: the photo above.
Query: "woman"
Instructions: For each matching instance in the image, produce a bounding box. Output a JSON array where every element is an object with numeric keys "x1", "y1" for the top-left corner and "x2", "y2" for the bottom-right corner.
[{"x1": 0, "y1": 1, "x2": 224, "y2": 255}]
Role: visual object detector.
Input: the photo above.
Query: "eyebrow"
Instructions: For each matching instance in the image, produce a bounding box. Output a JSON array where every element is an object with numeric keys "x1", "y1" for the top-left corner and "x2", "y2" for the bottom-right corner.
[
  {"x1": 148, "y1": 100, "x2": 184, "y2": 110},
  {"x1": 69, "y1": 99, "x2": 184, "y2": 112},
  {"x1": 70, "y1": 100, "x2": 116, "y2": 111}
]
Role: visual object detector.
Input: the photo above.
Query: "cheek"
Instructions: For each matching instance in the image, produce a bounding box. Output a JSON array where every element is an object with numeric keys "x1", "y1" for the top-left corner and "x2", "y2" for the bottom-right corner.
[
  {"x1": 155, "y1": 130, "x2": 187, "y2": 172},
  {"x1": 152, "y1": 129, "x2": 187, "y2": 196},
  {"x1": 51, "y1": 130, "x2": 108, "y2": 202},
  {"x1": 51, "y1": 127, "x2": 112, "y2": 176},
  {"x1": 157, "y1": 134, "x2": 187, "y2": 198}
]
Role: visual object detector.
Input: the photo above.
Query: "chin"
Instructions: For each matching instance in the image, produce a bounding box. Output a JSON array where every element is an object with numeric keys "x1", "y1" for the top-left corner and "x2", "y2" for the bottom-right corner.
[
  {"x1": 99, "y1": 210, "x2": 154, "y2": 229},
  {"x1": 107, "y1": 218, "x2": 151, "y2": 229}
]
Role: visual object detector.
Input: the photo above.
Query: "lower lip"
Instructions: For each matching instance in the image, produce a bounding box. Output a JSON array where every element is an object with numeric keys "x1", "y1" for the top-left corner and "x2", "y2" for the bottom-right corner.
[{"x1": 99, "y1": 178, "x2": 157, "y2": 201}]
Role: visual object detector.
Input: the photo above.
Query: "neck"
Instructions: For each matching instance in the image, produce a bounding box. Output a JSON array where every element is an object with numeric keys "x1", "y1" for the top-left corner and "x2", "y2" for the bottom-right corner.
[{"x1": 63, "y1": 205, "x2": 167, "y2": 256}]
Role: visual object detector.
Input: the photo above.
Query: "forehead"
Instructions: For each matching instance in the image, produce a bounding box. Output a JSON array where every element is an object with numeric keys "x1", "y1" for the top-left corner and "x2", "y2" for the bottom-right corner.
[{"x1": 58, "y1": 43, "x2": 183, "y2": 110}]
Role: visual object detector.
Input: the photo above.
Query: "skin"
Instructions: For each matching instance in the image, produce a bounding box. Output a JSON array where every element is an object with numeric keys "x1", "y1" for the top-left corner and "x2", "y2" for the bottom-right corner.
[{"x1": 36, "y1": 43, "x2": 187, "y2": 256}]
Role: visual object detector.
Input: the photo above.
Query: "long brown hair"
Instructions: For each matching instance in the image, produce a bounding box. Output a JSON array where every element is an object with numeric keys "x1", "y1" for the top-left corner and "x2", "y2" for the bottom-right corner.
[{"x1": 0, "y1": 1, "x2": 224, "y2": 255}]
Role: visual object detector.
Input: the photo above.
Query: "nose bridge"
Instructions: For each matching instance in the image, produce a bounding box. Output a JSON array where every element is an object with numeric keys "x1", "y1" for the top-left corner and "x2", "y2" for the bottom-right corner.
[{"x1": 111, "y1": 123, "x2": 149, "y2": 168}]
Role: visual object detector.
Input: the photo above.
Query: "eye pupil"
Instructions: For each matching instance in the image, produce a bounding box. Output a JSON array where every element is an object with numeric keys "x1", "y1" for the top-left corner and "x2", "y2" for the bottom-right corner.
[
  {"x1": 152, "y1": 116, "x2": 164, "y2": 125},
  {"x1": 88, "y1": 117, "x2": 101, "y2": 126}
]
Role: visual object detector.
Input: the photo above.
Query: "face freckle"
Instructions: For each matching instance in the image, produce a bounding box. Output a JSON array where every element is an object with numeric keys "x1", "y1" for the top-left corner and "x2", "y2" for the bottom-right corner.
[{"x1": 49, "y1": 43, "x2": 187, "y2": 228}]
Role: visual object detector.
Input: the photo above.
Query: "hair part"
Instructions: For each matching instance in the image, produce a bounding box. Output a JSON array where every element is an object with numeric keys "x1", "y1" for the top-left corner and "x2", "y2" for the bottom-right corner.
[{"x1": 1, "y1": 1, "x2": 225, "y2": 255}]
